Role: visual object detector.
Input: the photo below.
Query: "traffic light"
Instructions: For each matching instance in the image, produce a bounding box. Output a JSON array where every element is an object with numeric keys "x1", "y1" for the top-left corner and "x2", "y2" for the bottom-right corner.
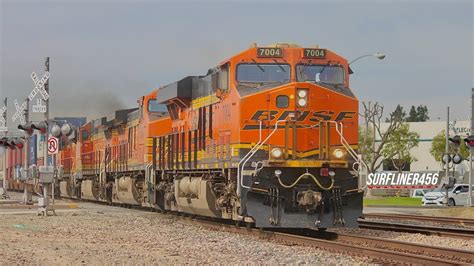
[
  {"x1": 18, "y1": 122, "x2": 33, "y2": 136},
  {"x1": 31, "y1": 121, "x2": 48, "y2": 134},
  {"x1": 464, "y1": 135, "x2": 474, "y2": 149}
]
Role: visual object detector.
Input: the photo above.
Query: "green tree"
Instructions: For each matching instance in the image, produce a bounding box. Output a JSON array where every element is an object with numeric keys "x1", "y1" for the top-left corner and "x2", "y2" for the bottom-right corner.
[
  {"x1": 407, "y1": 106, "x2": 417, "y2": 122},
  {"x1": 430, "y1": 130, "x2": 468, "y2": 164},
  {"x1": 416, "y1": 105, "x2": 429, "y2": 122},
  {"x1": 385, "y1": 104, "x2": 406, "y2": 123},
  {"x1": 381, "y1": 123, "x2": 420, "y2": 172}
]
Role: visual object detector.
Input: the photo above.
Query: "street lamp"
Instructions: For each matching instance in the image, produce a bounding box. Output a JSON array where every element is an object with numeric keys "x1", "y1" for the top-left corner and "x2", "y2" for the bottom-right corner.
[{"x1": 349, "y1": 53, "x2": 386, "y2": 65}]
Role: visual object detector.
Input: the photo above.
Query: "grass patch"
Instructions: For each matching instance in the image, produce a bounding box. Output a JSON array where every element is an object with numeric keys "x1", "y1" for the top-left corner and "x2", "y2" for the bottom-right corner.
[{"x1": 364, "y1": 197, "x2": 422, "y2": 206}]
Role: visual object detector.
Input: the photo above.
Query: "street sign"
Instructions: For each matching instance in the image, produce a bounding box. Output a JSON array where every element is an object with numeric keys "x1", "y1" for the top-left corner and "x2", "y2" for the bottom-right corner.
[
  {"x1": 47, "y1": 136, "x2": 58, "y2": 155},
  {"x1": 32, "y1": 98, "x2": 47, "y2": 113},
  {"x1": 29, "y1": 71, "x2": 50, "y2": 102},
  {"x1": 12, "y1": 99, "x2": 26, "y2": 125}
]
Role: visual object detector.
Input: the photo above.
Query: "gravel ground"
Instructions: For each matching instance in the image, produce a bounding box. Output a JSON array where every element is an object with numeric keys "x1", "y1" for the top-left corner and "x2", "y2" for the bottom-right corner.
[
  {"x1": 332, "y1": 227, "x2": 474, "y2": 252},
  {"x1": 0, "y1": 204, "x2": 373, "y2": 265}
]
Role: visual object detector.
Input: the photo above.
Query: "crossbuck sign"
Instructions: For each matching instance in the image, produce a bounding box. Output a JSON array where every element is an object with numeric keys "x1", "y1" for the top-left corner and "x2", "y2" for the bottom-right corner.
[
  {"x1": 0, "y1": 105, "x2": 7, "y2": 132},
  {"x1": 29, "y1": 71, "x2": 50, "y2": 113},
  {"x1": 12, "y1": 99, "x2": 26, "y2": 125}
]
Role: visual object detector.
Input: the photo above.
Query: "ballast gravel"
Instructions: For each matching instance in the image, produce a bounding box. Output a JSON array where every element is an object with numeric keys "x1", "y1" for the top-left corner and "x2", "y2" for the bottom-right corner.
[{"x1": 0, "y1": 204, "x2": 373, "y2": 265}]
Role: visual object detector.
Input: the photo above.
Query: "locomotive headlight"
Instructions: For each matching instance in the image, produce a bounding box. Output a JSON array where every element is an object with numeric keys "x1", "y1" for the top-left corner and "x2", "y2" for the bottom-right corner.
[
  {"x1": 297, "y1": 89, "x2": 307, "y2": 98},
  {"x1": 271, "y1": 147, "x2": 283, "y2": 159},
  {"x1": 297, "y1": 98, "x2": 307, "y2": 107},
  {"x1": 333, "y1": 148, "x2": 345, "y2": 159}
]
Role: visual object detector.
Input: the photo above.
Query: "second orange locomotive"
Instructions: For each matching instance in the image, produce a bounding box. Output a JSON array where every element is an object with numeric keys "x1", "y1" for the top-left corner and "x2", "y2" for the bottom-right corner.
[{"x1": 58, "y1": 43, "x2": 363, "y2": 229}]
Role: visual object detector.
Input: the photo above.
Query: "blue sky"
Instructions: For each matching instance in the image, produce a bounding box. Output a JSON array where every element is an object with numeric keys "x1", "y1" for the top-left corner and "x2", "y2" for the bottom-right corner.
[{"x1": 0, "y1": 0, "x2": 472, "y2": 124}]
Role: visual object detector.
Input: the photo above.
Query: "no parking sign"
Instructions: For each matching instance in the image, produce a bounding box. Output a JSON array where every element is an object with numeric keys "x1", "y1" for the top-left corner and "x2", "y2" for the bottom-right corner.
[{"x1": 47, "y1": 136, "x2": 58, "y2": 155}]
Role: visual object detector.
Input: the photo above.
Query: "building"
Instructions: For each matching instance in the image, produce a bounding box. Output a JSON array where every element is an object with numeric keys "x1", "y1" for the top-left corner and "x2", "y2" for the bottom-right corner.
[{"x1": 378, "y1": 120, "x2": 470, "y2": 179}]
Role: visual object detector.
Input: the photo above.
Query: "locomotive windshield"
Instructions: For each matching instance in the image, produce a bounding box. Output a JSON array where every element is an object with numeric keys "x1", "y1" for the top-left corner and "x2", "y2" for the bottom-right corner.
[
  {"x1": 296, "y1": 65, "x2": 345, "y2": 85},
  {"x1": 237, "y1": 63, "x2": 290, "y2": 83}
]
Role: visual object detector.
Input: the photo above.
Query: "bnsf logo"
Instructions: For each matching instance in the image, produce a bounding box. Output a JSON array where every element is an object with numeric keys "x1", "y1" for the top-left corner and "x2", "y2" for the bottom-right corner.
[{"x1": 243, "y1": 110, "x2": 356, "y2": 130}]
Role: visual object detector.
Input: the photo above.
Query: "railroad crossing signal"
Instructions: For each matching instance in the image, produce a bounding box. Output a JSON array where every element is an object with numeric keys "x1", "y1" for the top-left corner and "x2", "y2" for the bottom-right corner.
[
  {"x1": 12, "y1": 99, "x2": 27, "y2": 125},
  {"x1": 0, "y1": 105, "x2": 7, "y2": 132},
  {"x1": 47, "y1": 136, "x2": 58, "y2": 155},
  {"x1": 29, "y1": 71, "x2": 50, "y2": 113}
]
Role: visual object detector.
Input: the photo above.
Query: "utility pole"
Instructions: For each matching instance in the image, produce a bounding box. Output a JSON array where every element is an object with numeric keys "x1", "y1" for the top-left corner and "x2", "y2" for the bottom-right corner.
[
  {"x1": 44, "y1": 57, "x2": 49, "y2": 167},
  {"x1": 445, "y1": 106, "x2": 449, "y2": 205},
  {"x1": 2, "y1": 98, "x2": 7, "y2": 191},
  {"x1": 470, "y1": 88, "x2": 473, "y2": 207},
  {"x1": 40, "y1": 56, "x2": 54, "y2": 215},
  {"x1": 22, "y1": 98, "x2": 32, "y2": 204}
]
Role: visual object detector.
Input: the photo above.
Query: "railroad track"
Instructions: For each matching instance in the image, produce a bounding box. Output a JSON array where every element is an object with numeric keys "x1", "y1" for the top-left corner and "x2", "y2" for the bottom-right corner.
[
  {"x1": 334, "y1": 232, "x2": 474, "y2": 264},
  {"x1": 364, "y1": 213, "x2": 474, "y2": 227},
  {"x1": 359, "y1": 219, "x2": 474, "y2": 240},
  {"x1": 24, "y1": 196, "x2": 474, "y2": 264},
  {"x1": 187, "y1": 219, "x2": 472, "y2": 265}
]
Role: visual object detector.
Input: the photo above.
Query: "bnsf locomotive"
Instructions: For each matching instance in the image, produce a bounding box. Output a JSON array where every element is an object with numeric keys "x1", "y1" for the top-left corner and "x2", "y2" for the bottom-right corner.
[{"x1": 57, "y1": 43, "x2": 363, "y2": 229}]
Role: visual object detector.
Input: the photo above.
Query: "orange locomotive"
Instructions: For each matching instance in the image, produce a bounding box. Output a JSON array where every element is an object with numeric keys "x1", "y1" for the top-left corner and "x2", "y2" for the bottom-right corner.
[{"x1": 58, "y1": 43, "x2": 363, "y2": 229}]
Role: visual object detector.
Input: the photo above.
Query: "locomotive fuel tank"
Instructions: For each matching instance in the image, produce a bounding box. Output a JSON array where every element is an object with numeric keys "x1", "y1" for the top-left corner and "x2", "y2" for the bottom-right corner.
[
  {"x1": 59, "y1": 180, "x2": 73, "y2": 198},
  {"x1": 174, "y1": 176, "x2": 221, "y2": 217},
  {"x1": 113, "y1": 176, "x2": 144, "y2": 205},
  {"x1": 81, "y1": 180, "x2": 100, "y2": 201}
]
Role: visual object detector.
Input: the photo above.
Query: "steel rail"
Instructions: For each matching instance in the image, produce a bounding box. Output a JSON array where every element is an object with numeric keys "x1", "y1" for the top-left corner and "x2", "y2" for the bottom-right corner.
[
  {"x1": 336, "y1": 232, "x2": 474, "y2": 264},
  {"x1": 364, "y1": 213, "x2": 474, "y2": 227},
  {"x1": 359, "y1": 220, "x2": 474, "y2": 240}
]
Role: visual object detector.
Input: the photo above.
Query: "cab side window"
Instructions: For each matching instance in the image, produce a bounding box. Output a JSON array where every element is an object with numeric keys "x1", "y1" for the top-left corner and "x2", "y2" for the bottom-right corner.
[
  {"x1": 276, "y1": 95, "x2": 289, "y2": 108},
  {"x1": 217, "y1": 65, "x2": 229, "y2": 91}
]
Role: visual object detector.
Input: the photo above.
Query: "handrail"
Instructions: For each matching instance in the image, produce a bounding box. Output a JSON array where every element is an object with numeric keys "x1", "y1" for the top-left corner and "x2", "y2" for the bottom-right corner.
[
  {"x1": 328, "y1": 121, "x2": 368, "y2": 189},
  {"x1": 237, "y1": 119, "x2": 287, "y2": 196}
]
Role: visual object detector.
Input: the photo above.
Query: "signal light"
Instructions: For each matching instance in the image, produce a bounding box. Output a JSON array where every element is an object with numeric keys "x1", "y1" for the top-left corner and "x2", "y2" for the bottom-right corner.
[
  {"x1": 464, "y1": 135, "x2": 474, "y2": 149},
  {"x1": 452, "y1": 154, "x2": 463, "y2": 164},
  {"x1": 31, "y1": 121, "x2": 48, "y2": 134},
  {"x1": 18, "y1": 122, "x2": 33, "y2": 136},
  {"x1": 61, "y1": 123, "x2": 73, "y2": 136},
  {"x1": 51, "y1": 122, "x2": 77, "y2": 144},
  {"x1": 51, "y1": 123, "x2": 61, "y2": 138},
  {"x1": 449, "y1": 135, "x2": 461, "y2": 147}
]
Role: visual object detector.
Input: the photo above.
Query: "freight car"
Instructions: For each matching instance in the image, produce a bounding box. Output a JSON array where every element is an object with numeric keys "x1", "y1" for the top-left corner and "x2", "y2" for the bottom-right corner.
[{"x1": 57, "y1": 43, "x2": 364, "y2": 229}]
